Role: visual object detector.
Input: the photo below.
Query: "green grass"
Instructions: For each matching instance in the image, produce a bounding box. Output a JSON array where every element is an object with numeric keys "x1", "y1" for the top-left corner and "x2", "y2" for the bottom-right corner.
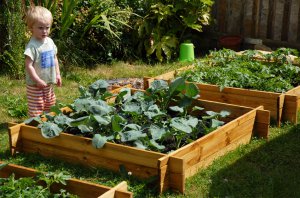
[{"x1": 1, "y1": 60, "x2": 300, "y2": 197}]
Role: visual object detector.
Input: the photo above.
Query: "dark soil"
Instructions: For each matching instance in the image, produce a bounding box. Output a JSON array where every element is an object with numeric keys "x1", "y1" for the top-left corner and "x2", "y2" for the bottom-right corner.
[{"x1": 107, "y1": 78, "x2": 144, "y2": 89}]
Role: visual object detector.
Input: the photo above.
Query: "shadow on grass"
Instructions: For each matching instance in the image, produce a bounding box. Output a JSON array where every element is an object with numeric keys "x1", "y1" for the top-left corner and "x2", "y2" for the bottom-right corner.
[{"x1": 208, "y1": 124, "x2": 300, "y2": 197}]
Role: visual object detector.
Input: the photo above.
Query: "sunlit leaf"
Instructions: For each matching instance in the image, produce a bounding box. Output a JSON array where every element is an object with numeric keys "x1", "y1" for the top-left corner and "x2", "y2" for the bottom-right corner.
[{"x1": 92, "y1": 134, "x2": 107, "y2": 149}]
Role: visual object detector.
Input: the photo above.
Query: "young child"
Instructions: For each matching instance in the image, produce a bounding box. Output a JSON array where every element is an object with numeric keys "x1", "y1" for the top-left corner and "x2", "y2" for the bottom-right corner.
[{"x1": 24, "y1": 6, "x2": 62, "y2": 117}]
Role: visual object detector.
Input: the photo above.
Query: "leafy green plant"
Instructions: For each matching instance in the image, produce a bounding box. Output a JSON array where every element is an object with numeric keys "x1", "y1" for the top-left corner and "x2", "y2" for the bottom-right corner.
[
  {"x1": 181, "y1": 48, "x2": 300, "y2": 93},
  {"x1": 4, "y1": 96, "x2": 27, "y2": 118},
  {"x1": 0, "y1": 0, "x2": 26, "y2": 78},
  {"x1": 0, "y1": 164, "x2": 77, "y2": 198},
  {"x1": 134, "y1": 0, "x2": 213, "y2": 62},
  {"x1": 25, "y1": 77, "x2": 230, "y2": 153},
  {"x1": 75, "y1": 0, "x2": 133, "y2": 62}
]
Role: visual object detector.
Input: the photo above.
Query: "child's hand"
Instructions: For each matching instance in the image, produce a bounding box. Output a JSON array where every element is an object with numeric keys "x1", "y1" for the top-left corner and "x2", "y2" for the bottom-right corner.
[
  {"x1": 56, "y1": 74, "x2": 62, "y2": 87},
  {"x1": 36, "y1": 80, "x2": 47, "y2": 88}
]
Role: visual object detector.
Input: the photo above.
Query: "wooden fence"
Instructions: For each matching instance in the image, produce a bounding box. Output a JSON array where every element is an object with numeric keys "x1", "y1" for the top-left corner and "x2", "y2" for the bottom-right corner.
[{"x1": 209, "y1": 0, "x2": 300, "y2": 49}]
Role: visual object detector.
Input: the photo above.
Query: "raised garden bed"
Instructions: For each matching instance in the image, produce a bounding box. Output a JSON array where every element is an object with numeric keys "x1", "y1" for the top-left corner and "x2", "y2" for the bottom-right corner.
[
  {"x1": 144, "y1": 49, "x2": 300, "y2": 126},
  {"x1": 0, "y1": 161, "x2": 133, "y2": 198},
  {"x1": 7, "y1": 95, "x2": 269, "y2": 193}
]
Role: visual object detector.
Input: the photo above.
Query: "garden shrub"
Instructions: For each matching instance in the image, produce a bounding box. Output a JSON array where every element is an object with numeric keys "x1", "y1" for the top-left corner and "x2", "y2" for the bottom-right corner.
[
  {"x1": 132, "y1": 0, "x2": 214, "y2": 62},
  {"x1": 0, "y1": 0, "x2": 26, "y2": 78}
]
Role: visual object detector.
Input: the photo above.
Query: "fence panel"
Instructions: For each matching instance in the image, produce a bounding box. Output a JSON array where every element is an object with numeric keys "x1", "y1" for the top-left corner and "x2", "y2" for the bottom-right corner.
[{"x1": 211, "y1": 0, "x2": 300, "y2": 48}]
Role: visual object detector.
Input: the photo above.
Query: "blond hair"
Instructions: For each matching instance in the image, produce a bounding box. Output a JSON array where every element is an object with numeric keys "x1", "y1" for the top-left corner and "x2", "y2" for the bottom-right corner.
[{"x1": 25, "y1": 6, "x2": 53, "y2": 29}]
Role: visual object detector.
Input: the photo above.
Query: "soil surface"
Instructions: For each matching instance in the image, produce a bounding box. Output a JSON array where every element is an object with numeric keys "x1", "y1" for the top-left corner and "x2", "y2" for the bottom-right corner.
[{"x1": 107, "y1": 78, "x2": 144, "y2": 90}]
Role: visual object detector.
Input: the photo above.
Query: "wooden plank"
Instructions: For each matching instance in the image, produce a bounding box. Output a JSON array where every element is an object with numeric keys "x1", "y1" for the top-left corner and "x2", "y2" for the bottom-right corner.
[
  {"x1": 243, "y1": 0, "x2": 254, "y2": 36},
  {"x1": 191, "y1": 98, "x2": 252, "y2": 117},
  {"x1": 286, "y1": 85, "x2": 300, "y2": 95},
  {"x1": 227, "y1": 0, "x2": 243, "y2": 34},
  {"x1": 254, "y1": 108, "x2": 270, "y2": 138},
  {"x1": 169, "y1": 172, "x2": 185, "y2": 193},
  {"x1": 21, "y1": 139, "x2": 159, "y2": 179},
  {"x1": 258, "y1": 0, "x2": 269, "y2": 38},
  {"x1": 98, "y1": 181, "x2": 128, "y2": 198},
  {"x1": 273, "y1": 0, "x2": 284, "y2": 40},
  {"x1": 252, "y1": 0, "x2": 261, "y2": 37},
  {"x1": 168, "y1": 157, "x2": 185, "y2": 193},
  {"x1": 20, "y1": 126, "x2": 164, "y2": 169},
  {"x1": 183, "y1": 131, "x2": 251, "y2": 179},
  {"x1": 218, "y1": 0, "x2": 227, "y2": 33},
  {"x1": 289, "y1": 0, "x2": 300, "y2": 42},
  {"x1": 0, "y1": 162, "x2": 133, "y2": 198},
  {"x1": 298, "y1": 3, "x2": 300, "y2": 42},
  {"x1": 267, "y1": 0, "x2": 276, "y2": 39},
  {"x1": 158, "y1": 164, "x2": 169, "y2": 194},
  {"x1": 282, "y1": 94, "x2": 298, "y2": 123},
  {"x1": 178, "y1": 117, "x2": 254, "y2": 171},
  {"x1": 281, "y1": 0, "x2": 292, "y2": 41},
  {"x1": 8, "y1": 123, "x2": 24, "y2": 155}
]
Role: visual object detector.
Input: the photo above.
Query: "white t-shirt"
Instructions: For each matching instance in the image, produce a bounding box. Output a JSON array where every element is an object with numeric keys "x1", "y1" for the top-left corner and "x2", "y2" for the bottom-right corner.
[{"x1": 24, "y1": 37, "x2": 57, "y2": 85}]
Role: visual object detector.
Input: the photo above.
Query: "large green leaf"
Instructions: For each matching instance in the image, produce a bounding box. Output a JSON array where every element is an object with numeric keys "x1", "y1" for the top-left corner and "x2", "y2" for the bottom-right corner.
[
  {"x1": 150, "y1": 139, "x2": 165, "y2": 150},
  {"x1": 40, "y1": 122, "x2": 63, "y2": 138},
  {"x1": 92, "y1": 134, "x2": 107, "y2": 149},
  {"x1": 89, "y1": 104, "x2": 113, "y2": 115},
  {"x1": 148, "y1": 80, "x2": 168, "y2": 92},
  {"x1": 93, "y1": 115, "x2": 111, "y2": 126},
  {"x1": 149, "y1": 125, "x2": 166, "y2": 140},
  {"x1": 122, "y1": 102, "x2": 142, "y2": 114},
  {"x1": 220, "y1": 110, "x2": 231, "y2": 117},
  {"x1": 78, "y1": 125, "x2": 93, "y2": 133},
  {"x1": 69, "y1": 116, "x2": 90, "y2": 127},
  {"x1": 169, "y1": 77, "x2": 185, "y2": 96},
  {"x1": 111, "y1": 115, "x2": 125, "y2": 132},
  {"x1": 134, "y1": 140, "x2": 147, "y2": 150},
  {"x1": 120, "y1": 124, "x2": 146, "y2": 142},
  {"x1": 73, "y1": 98, "x2": 96, "y2": 112},
  {"x1": 169, "y1": 106, "x2": 184, "y2": 113},
  {"x1": 120, "y1": 130, "x2": 147, "y2": 142},
  {"x1": 184, "y1": 83, "x2": 200, "y2": 99},
  {"x1": 89, "y1": 80, "x2": 109, "y2": 97},
  {"x1": 24, "y1": 117, "x2": 43, "y2": 126},
  {"x1": 144, "y1": 104, "x2": 165, "y2": 119},
  {"x1": 210, "y1": 119, "x2": 225, "y2": 128},
  {"x1": 170, "y1": 117, "x2": 193, "y2": 133},
  {"x1": 54, "y1": 114, "x2": 73, "y2": 127}
]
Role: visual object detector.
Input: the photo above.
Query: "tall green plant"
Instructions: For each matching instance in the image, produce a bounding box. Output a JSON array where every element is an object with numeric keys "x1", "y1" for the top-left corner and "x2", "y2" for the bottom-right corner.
[
  {"x1": 135, "y1": 0, "x2": 213, "y2": 62},
  {"x1": 76, "y1": 0, "x2": 133, "y2": 62},
  {"x1": 0, "y1": 0, "x2": 25, "y2": 78},
  {"x1": 24, "y1": 0, "x2": 58, "y2": 15}
]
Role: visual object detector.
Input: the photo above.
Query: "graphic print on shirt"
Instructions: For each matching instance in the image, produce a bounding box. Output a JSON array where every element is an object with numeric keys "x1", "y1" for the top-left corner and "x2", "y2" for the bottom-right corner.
[{"x1": 41, "y1": 50, "x2": 55, "y2": 68}]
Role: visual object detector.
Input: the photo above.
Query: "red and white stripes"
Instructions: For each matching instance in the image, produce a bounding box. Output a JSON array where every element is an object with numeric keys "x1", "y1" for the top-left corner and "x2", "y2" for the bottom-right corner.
[{"x1": 26, "y1": 84, "x2": 56, "y2": 117}]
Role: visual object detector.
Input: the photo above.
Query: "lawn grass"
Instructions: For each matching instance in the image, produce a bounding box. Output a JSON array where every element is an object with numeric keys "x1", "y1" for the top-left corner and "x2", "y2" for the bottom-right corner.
[{"x1": 1, "y1": 60, "x2": 300, "y2": 197}]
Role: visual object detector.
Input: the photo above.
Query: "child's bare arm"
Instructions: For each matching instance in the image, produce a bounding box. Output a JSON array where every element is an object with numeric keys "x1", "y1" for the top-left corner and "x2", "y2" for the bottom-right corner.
[
  {"x1": 55, "y1": 55, "x2": 62, "y2": 87},
  {"x1": 25, "y1": 55, "x2": 47, "y2": 88}
]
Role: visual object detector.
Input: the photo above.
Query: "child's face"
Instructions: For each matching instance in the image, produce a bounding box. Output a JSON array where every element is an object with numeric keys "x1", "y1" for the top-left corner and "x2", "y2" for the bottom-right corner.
[{"x1": 31, "y1": 19, "x2": 51, "y2": 41}]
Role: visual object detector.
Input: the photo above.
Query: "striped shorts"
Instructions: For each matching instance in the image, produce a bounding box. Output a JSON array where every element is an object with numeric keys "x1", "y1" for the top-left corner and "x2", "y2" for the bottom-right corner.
[{"x1": 26, "y1": 84, "x2": 56, "y2": 117}]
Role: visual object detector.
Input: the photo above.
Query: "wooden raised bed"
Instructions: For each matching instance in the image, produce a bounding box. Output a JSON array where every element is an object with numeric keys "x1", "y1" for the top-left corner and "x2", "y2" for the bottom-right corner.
[
  {"x1": 144, "y1": 66, "x2": 299, "y2": 126},
  {"x1": 0, "y1": 161, "x2": 133, "y2": 198},
  {"x1": 7, "y1": 93, "x2": 270, "y2": 193}
]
